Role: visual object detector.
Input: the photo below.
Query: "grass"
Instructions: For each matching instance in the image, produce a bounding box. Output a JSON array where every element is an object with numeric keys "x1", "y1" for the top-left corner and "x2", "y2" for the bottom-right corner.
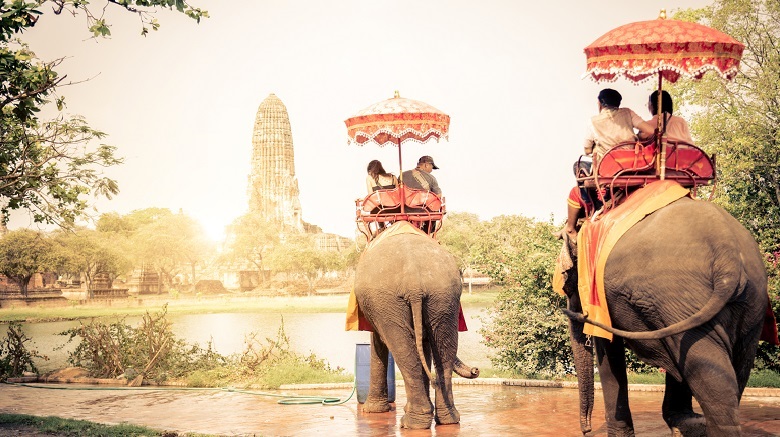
[
  {"x1": 0, "y1": 413, "x2": 182, "y2": 436},
  {"x1": 0, "y1": 289, "x2": 502, "y2": 323}
]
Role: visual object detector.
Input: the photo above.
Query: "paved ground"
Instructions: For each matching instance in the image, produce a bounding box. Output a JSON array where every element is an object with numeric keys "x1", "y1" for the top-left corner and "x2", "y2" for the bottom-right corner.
[{"x1": 1, "y1": 380, "x2": 779, "y2": 436}]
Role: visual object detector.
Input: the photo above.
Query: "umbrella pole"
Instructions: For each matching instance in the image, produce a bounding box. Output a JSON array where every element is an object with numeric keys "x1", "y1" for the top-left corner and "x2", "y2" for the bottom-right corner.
[
  {"x1": 657, "y1": 75, "x2": 666, "y2": 180},
  {"x1": 397, "y1": 136, "x2": 405, "y2": 214}
]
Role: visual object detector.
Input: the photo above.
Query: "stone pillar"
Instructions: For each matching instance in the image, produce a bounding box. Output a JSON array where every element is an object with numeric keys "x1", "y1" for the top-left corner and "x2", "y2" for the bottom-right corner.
[{"x1": 248, "y1": 93, "x2": 304, "y2": 232}]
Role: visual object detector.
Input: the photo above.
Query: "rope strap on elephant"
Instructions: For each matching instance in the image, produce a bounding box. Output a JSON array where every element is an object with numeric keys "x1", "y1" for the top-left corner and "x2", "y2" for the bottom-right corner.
[{"x1": 577, "y1": 180, "x2": 690, "y2": 340}]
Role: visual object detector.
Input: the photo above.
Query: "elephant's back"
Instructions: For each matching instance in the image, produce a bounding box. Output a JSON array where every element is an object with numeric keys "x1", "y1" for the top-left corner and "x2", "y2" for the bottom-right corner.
[
  {"x1": 605, "y1": 196, "x2": 767, "y2": 331},
  {"x1": 354, "y1": 233, "x2": 460, "y2": 293}
]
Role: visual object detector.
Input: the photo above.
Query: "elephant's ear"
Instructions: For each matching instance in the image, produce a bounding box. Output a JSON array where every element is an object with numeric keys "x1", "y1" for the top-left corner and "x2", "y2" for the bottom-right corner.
[{"x1": 553, "y1": 234, "x2": 575, "y2": 296}]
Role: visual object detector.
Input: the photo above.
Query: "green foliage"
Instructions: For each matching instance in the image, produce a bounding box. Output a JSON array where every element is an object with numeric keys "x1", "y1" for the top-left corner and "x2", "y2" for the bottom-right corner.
[
  {"x1": 52, "y1": 228, "x2": 132, "y2": 295},
  {"x1": 0, "y1": 413, "x2": 165, "y2": 436},
  {"x1": 59, "y1": 304, "x2": 225, "y2": 381},
  {"x1": 58, "y1": 306, "x2": 348, "y2": 387},
  {"x1": 747, "y1": 369, "x2": 780, "y2": 388},
  {"x1": 673, "y1": 0, "x2": 780, "y2": 372},
  {"x1": 0, "y1": 322, "x2": 47, "y2": 379},
  {"x1": 0, "y1": 1, "x2": 206, "y2": 226},
  {"x1": 464, "y1": 215, "x2": 574, "y2": 377},
  {"x1": 265, "y1": 233, "x2": 351, "y2": 293},
  {"x1": 220, "y1": 213, "x2": 281, "y2": 272},
  {"x1": 0, "y1": 229, "x2": 57, "y2": 295}
]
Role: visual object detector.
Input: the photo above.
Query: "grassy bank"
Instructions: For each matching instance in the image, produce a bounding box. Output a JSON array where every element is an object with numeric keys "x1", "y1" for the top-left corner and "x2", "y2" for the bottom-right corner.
[
  {"x1": 0, "y1": 289, "x2": 501, "y2": 323},
  {"x1": 0, "y1": 413, "x2": 181, "y2": 437}
]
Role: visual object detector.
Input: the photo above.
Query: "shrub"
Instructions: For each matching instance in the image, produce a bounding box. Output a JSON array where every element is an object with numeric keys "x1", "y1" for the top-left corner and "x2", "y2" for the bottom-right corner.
[{"x1": 0, "y1": 322, "x2": 47, "y2": 379}]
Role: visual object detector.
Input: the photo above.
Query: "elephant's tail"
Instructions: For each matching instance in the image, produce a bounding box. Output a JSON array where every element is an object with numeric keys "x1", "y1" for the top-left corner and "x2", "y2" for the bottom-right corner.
[
  {"x1": 411, "y1": 298, "x2": 433, "y2": 381},
  {"x1": 562, "y1": 282, "x2": 735, "y2": 340},
  {"x1": 562, "y1": 269, "x2": 747, "y2": 340}
]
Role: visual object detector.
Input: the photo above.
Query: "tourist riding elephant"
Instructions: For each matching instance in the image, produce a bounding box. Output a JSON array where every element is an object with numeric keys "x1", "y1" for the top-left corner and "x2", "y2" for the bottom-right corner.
[
  {"x1": 354, "y1": 228, "x2": 479, "y2": 429},
  {"x1": 558, "y1": 197, "x2": 770, "y2": 437}
]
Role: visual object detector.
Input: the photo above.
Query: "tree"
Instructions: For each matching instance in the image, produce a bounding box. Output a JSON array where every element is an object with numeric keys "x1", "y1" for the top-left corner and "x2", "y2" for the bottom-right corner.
[
  {"x1": 438, "y1": 212, "x2": 485, "y2": 293},
  {"x1": 52, "y1": 228, "x2": 132, "y2": 298},
  {"x1": 220, "y1": 213, "x2": 281, "y2": 276},
  {"x1": 468, "y1": 215, "x2": 573, "y2": 377},
  {"x1": 0, "y1": 229, "x2": 56, "y2": 296},
  {"x1": 0, "y1": 1, "x2": 207, "y2": 227},
  {"x1": 674, "y1": 0, "x2": 780, "y2": 371},
  {"x1": 129, "y1": 209, "x2": 213, "y2": 291},
  {"x1": 266, "y1": 233, "x2": 344, "y2": 294}
]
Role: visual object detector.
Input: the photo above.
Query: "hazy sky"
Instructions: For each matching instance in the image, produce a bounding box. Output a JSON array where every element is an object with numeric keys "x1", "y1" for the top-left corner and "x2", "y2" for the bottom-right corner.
[{"x1": 14, "y1": 0, "x2": 714, "y2": 240}]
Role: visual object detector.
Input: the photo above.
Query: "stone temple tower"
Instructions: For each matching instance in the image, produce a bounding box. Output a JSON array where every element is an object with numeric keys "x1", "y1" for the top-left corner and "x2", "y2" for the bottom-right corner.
[{"x1": 247, "y1": 94, "x2": 304, "y2": 232}]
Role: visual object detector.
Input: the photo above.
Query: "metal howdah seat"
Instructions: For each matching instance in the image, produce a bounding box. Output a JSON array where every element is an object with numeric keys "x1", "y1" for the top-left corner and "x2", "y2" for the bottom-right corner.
[
  {"x1": 578, "y1": 138, "x2": 715, "y2": 191},
  {"x1": 356, "y1": 185, "x2": 446, "y2": 240}
]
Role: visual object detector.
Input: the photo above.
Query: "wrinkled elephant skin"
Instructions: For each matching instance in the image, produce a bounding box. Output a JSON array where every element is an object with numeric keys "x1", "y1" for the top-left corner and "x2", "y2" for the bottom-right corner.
[
  {"x1": 354, "y1": 231, "x2": 478, "y2": 429},
  {"x1": 561, "y1": 197, "x2": 768, "y2": 437}
]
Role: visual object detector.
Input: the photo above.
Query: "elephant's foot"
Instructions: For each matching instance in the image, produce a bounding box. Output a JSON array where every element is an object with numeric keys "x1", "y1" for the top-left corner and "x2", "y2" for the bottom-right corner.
[
  {"x1": 400, "y1": 411, "x2": 433, "y2": 429},
  {"x1": 666, "y1": 412, "x2": 706, "y2": 437},
  {"x1": 434, "y1": 406, "x2": 460, "y2": 425},
  {"x1": 579, "y1": 415, "x2": 592, "y2": 435},
  {"x1": 362, "y1": 397, "x2": 391, "y2": 414},
  {"x1": 606, "y1": 421, "x2": 635, "y2": 437}
]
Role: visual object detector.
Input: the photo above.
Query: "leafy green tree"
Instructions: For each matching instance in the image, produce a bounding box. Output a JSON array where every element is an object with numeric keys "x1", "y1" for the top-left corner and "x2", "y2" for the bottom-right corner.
[
  {"x1": 221, "y1": 213, "x2": 281, "y2": 277},
  {"x1": 129, "y1": 209, "x2": 214, "y2": 291},
  {"x1": 52, "y1": 228, "x2": 132, "y2": 297},
  {"x1": 0, "y1": 229, "x2": 57, "y2": 296},
  {"x1": 0, "y1": 1, "x2": 206, "y2": 227},
  {"x1": 674, "y1": 0, "x2": 780, "y2": 371},
  {"x1": 438, "y1": 212, "x2": 485, "y2": 293},
  {"x1": 266, "y1": 233, "x2": 345, "y2": 294},
  {"x1": 471, "y1": 215, "x2": 572, "y2": 377}
]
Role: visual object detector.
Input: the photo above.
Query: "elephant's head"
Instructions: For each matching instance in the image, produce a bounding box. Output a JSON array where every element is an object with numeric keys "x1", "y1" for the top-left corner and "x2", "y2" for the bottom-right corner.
[{"x1": 556, "y1": 231, "x2": 594, "y2": 435}]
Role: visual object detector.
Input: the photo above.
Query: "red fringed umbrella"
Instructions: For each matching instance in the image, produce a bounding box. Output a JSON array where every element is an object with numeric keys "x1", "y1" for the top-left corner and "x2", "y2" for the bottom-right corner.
[
  {"x1": 584, "y1": 12, "x2": 744, "y2": 84},
  {"x1": 345, "y1": 91, "x2": 449, "y2": 180}
]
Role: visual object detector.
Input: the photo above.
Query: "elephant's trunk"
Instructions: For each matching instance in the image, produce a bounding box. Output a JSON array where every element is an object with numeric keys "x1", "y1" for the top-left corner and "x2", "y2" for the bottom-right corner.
[
  {"x1": 453, "y1": 357, "x2": 479, "y2": 379},
  {"x1": 569, "y1": 312, "x2": 594, "y2": 435},
  {"x1": 559, "y1": 232, "x2": 594, "y2": 436}
]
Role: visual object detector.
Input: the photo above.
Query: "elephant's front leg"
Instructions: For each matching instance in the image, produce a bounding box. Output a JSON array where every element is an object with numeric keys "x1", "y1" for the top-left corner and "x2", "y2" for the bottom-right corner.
[
  {"x1": 595, "y1": 337, "x2": 635, "y2": 437},
  {"x1": 363, "y1": 332, "x2": 391, "y2": 413}
]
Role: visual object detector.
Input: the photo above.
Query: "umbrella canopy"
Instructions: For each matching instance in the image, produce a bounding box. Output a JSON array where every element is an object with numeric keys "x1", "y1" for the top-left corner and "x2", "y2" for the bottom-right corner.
[
  {"x1": 584, "y1": 14, "x2": 744, "y2": 84},
  {"x1": 345, "y1": 92, "x2": 450, "y2": 147}
]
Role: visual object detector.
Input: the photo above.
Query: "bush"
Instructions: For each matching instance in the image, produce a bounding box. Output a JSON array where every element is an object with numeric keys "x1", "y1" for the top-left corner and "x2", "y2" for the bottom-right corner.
[
  {"x1": 59, "y1": 308, "x2": 348, "y2": 387},
  {"x1": 0, "y1": 322, "x2": 47, "y2": 379}
]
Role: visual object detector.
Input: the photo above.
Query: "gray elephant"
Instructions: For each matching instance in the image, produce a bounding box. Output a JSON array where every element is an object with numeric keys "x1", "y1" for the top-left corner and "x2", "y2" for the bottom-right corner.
[
  {"x1": 354, "y1": 228, "x2": 479, "y2": 429},
  {"x1": 559, "y1": 197, "x2": 771, "y2": 436}
]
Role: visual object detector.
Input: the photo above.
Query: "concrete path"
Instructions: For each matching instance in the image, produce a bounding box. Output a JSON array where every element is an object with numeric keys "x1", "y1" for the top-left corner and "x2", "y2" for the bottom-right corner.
[{"x1": 1, "y1": 380, "x2": 779, "y2": 436}]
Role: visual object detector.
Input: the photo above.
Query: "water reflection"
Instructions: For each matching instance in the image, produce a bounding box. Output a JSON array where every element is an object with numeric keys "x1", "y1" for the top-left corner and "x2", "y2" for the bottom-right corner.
[{"x1": 18, "y1": 304, "x2": 492, "y2": 373}]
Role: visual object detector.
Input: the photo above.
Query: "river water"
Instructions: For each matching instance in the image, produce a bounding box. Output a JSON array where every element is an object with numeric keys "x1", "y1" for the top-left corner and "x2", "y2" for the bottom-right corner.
[{"x1": 18, "y1": 302, "x2": 494, "y2": 374}]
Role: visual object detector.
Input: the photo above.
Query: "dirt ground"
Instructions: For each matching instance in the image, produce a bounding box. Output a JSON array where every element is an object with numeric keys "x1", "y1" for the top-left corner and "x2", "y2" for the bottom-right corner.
[{"x1": 1, "y1": 380, "x2": 779, "y2": 436}]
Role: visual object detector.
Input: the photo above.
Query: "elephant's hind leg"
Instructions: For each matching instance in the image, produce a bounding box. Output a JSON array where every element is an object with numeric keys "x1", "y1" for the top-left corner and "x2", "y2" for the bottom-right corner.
[
  {"x1": 363, "y1": 332, "x2": 392, "y2": 413},
  {"x1": 681, "y1": 337, "x2": 742, "y2": 437},
  {"x1": 662, "y1": 375, "x2": 705, "y2": 437}
]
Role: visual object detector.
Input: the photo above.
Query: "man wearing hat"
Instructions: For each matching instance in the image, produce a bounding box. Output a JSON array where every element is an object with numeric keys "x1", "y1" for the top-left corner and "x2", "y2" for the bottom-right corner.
[{"x1": 402, "y1": 155, "x2": 442, "y2": 195}]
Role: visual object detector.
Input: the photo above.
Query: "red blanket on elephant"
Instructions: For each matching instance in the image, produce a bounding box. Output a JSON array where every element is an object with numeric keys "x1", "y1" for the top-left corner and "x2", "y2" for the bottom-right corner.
[{"x1": 345, "y1": 221, "x2": 468, "y2": 332}]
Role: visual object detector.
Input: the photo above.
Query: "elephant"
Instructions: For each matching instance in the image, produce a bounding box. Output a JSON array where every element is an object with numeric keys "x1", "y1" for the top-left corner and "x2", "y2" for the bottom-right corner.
[
  {"x1": 558, "y1": 196, "x2": 770, "y2": 436},
  {"x1": 353, "y1": 228, "x2": 480, "y2": 429}
]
